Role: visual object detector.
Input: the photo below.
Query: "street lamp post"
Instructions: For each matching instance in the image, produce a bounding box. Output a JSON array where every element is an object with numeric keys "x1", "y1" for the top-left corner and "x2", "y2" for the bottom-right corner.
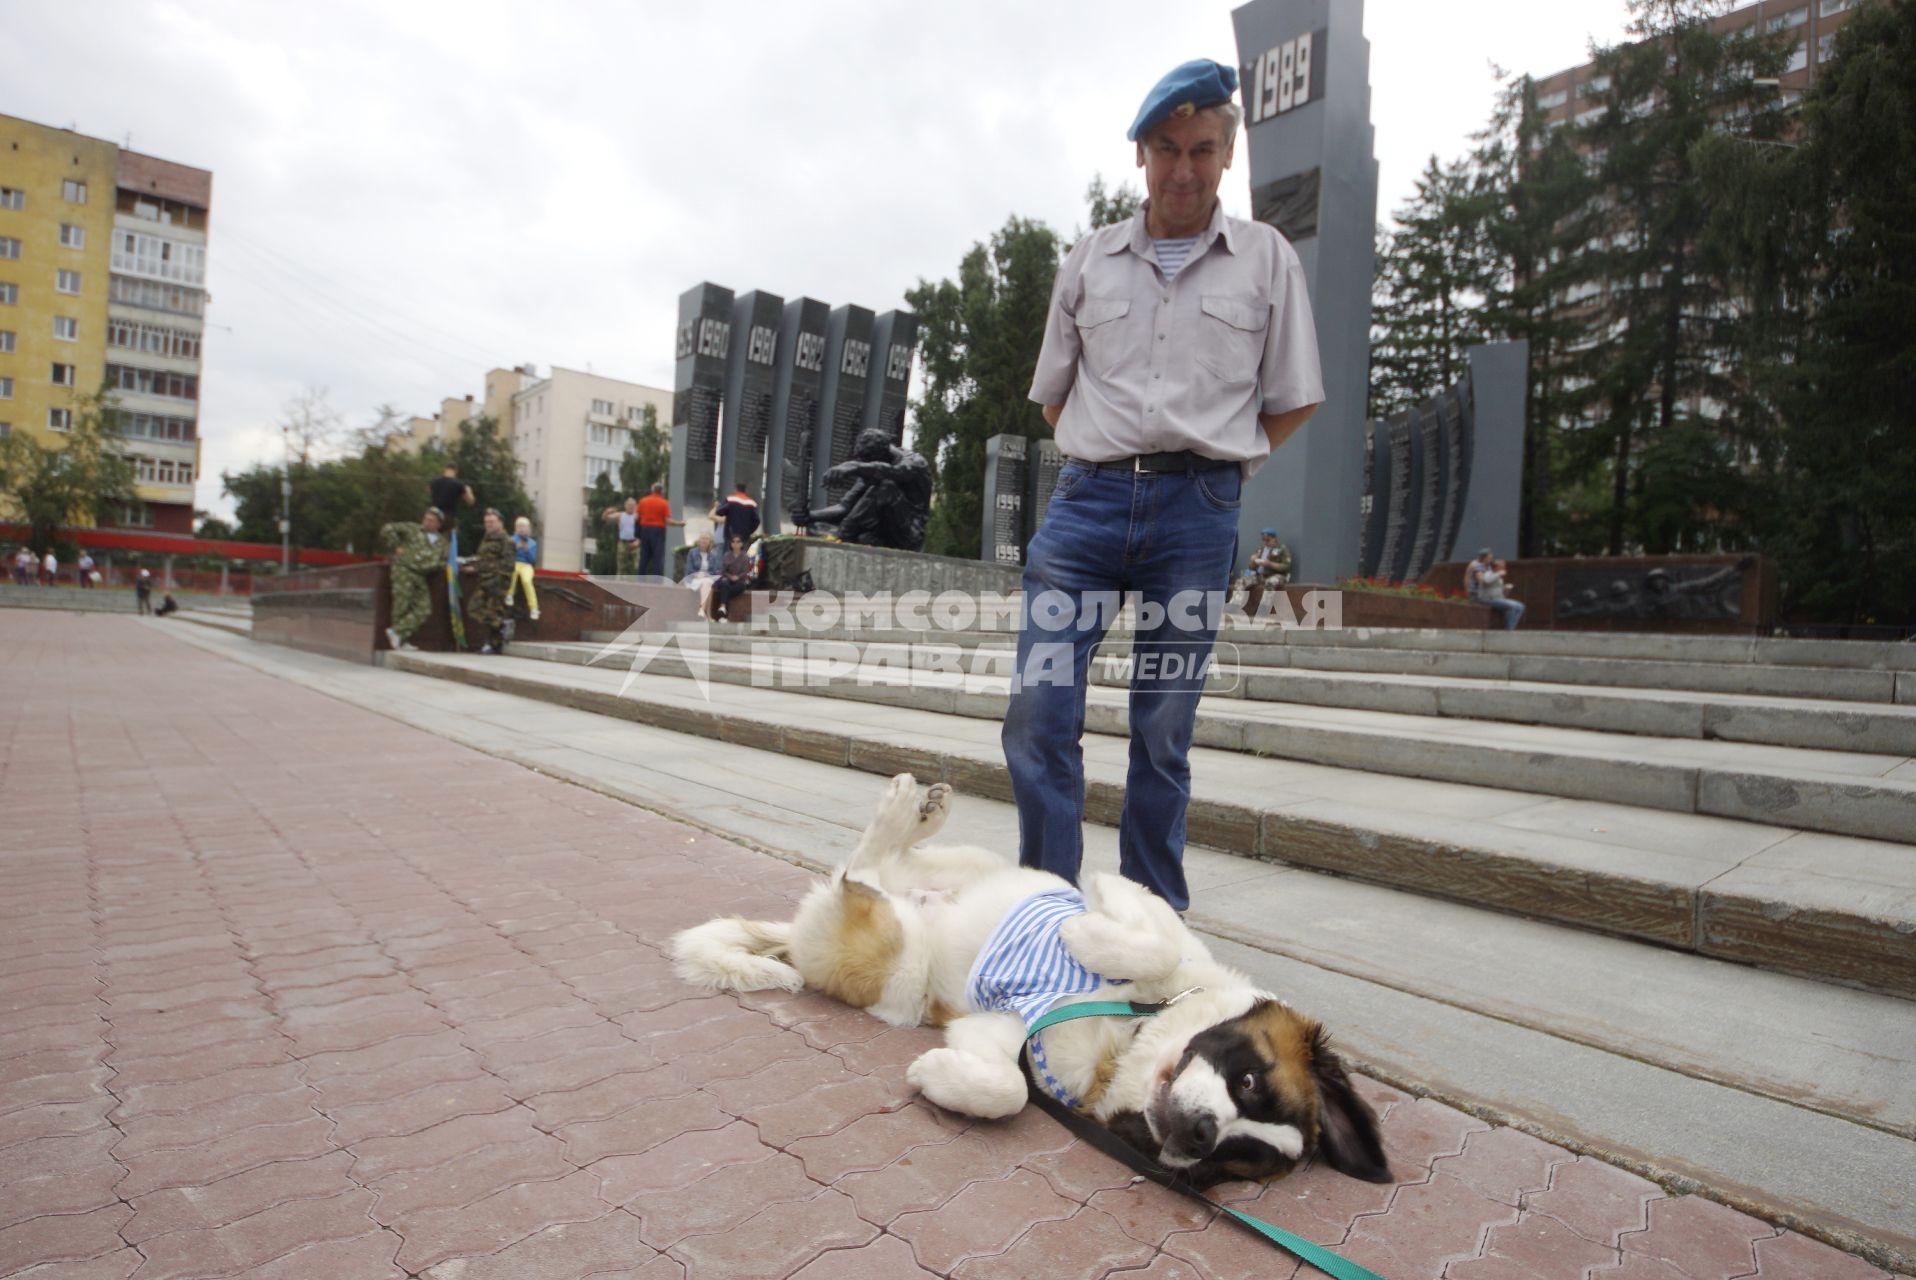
[{"x1": 280, "y1": 475, "x2": 291, "y2": 573}]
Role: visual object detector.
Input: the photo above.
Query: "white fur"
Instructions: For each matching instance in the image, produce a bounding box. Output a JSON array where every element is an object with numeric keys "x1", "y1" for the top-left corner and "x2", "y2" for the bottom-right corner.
[{"x1": 671, "y1": 774, "x2": 1271, "y2": 1135}]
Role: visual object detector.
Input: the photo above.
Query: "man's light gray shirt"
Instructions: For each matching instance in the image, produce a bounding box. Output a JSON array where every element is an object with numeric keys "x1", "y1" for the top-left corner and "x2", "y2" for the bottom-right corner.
[{"x1": 1028, "y1": 202, "x2": 1324, "y2": 475}]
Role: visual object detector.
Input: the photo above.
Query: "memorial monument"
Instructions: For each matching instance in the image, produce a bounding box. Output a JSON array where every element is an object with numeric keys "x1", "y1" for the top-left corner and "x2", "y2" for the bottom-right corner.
[
  {"x1": 717, "y1": 289, "x2": 783, "y2": 505},
  {"x1": 1231, "y1": 0, "x2": 1378, "y2": 581},
  {"x1": 764, "y1": 296, "x2": 829, "y2": 532},
  {"x1": 812, "y1": 305, "x2": 877, "y2": 515},
  {"x1": 861, "y1": 310, "x2": 918, "y2": 446},
  {"x1": 796, "y1": 428, "x2": 932, "y2": 551},
  {"x1": 1357, "y1": 342, "x2": 1526, "y2": 582},
  {"x1": 669, "y1": 282, "x2": 733, "y2": 525},
  {"x1": 981, "y1": 434, "x2": 1029, "y2": 565}
]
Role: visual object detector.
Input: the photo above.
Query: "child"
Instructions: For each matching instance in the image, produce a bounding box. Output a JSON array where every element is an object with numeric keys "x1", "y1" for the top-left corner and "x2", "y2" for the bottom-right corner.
[{"x1": 506, "y1": 516, "x2": 540, "y2": 621}]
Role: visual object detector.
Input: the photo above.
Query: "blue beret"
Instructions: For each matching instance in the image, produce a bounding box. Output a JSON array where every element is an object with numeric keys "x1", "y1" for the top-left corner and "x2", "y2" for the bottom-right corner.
[
  {"x1": 1261, "y1": 528, "x2": 1278, "y2": 537},
  {"x1": 1128, "y1": 59, "x2": 1240, "y2": 142}
]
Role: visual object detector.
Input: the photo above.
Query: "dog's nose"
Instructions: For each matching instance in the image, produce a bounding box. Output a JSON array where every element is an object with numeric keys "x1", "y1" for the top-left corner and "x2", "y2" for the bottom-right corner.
[{"x1": 1187, "y1": 1113, "x2": 1218, "y2": 1153}]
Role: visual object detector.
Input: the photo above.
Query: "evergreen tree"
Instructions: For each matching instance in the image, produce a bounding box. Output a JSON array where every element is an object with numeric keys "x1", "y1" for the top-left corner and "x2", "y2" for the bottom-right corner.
[
  {"x1": 1368, "y1": 156, "x2": 1495, "y2": 419},
  {"x1": 906, "y1": 215, "x2": 1064, "y2": 558},
  {"x1": 1567, "y1": 0, "x2": 1792, "y2": 553}
]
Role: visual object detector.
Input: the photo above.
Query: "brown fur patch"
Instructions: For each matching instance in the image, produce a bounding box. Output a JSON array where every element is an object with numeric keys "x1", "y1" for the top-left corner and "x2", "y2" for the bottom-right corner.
[
  {"x1": 801, "y1": 878, "x2": 904, "y2": 1010},
  {"x1": 1244, "y1": 1002, "x2": 1324, "y2": 1143},
  {"x1": 926, "y1": 998, "x2": 960, "y2": 1028},
  {"x1": 1076, "y1": 1052, "x2": 1121, "y2": 1112}
]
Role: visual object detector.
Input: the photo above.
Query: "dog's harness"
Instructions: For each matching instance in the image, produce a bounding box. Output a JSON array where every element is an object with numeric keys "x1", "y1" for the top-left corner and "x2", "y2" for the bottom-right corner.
[{"x1": 1023, "y1": 998, "x2": 1391, "y2": 1280}]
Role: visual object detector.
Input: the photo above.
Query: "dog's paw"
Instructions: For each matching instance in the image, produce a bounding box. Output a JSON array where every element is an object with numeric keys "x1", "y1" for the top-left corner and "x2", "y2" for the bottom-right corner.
[
  {"x1": 915, "y1": 782, "x2": 953, "y2": 840},
  {"x1": 906, "y1": 1048, "x2": 1027, "y2": 1120}
]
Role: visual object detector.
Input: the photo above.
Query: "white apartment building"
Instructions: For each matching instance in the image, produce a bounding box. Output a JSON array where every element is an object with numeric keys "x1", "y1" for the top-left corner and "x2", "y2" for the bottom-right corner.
[{"x1": 510, "y1": 367, "x2": 671, "y2": 572}]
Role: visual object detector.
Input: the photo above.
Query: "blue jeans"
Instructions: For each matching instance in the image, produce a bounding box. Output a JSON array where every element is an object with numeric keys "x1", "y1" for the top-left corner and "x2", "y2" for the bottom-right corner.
[
  {"x1": 1487, "y1": 597, "x2": 1524, "y2": 630},
  {"x1": 638, "y1": 526, "x2": 667, "y2": 578},
  {"x1": 1001, "y1": 461, "x2": 1242, "y2": 911}
]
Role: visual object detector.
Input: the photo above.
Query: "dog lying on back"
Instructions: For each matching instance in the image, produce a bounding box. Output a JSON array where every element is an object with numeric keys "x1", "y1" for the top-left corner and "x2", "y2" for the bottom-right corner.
[{"x1": 672, "y1": 774, "x2": 1389, "y2": 1186}]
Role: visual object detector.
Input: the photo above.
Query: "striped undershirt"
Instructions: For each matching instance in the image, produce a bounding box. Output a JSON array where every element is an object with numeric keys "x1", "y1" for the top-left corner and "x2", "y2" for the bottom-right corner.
[
  {"x1": 1153, "y1": 235, "x2": 1200, "y2": 281},
  {"x1": 965, "y1": 889, "x2": 1108, "y2": 1106}
]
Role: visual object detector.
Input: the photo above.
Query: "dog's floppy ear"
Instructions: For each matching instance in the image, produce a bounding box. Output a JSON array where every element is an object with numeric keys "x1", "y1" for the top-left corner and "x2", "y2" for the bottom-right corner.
[{"x1": 1309, "y1": 1027, "x2": 1391, "y2": 1183}]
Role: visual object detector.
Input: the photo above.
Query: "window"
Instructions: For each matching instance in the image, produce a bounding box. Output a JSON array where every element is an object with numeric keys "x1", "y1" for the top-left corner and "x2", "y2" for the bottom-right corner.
[
  {"x1": 0, "y1": 423, "x2": 9, "y2": 439},
  {"x1": 1818, "y1": 31, "x2": 1837, "y2": 61},
  {"x1": 106, "y1": 364, "x2": 199, "y2": 401},
  {"x1": 585, "y1": 457, "x2": 615, "y2": 484},
  {"x1": 0, "y1": 238, "x2": 19, "y2": 260},
  {"x1": 591, "y1": 398, "x2": 615, "y2": 416},
  {"x1": 109, "y1": 274, "x2": 206, "y2": 316},
  {"x1": 51, "y1": 363, "x2": 74, "y2": 387},
  {"x1": 1820, "y1": 0, "x2": 1853, "y2": 13},
  {"x1": 107, "y1": 317, "x2": 201, "y2": 360},
  {"x1": 56, "y1": 269, "x2": 81, "y2": 294},
  {"x1": 118, "y1": 412, "x2": 196, "y2": 442},
  {"x1": 53, "y1": 316, "x2": 77, "y2": 341},
  {"x1": 114, "y1": 502, "x2": 154, "y2": 528},
  {"x1": 1535, "y1": 89, "x2": 1568, "y2": 109},
  {"x1": 59, "y1": 224, "x2": 85, "y2": 249},
  {"x1": 134, "y1": 457, "x2": 195, "y2": 485},
  {"x1": 0, "y1": 187, "x2": 22, "y2": 210},
  {"x1": 111, "y1": 231, "x2": 205, "y2": 285},
  {"x1": 1768, "y1": 6, "x2": 1808, "y2": 29},
  {"x1": 0, "y1": 330, "x2": 12, "y2": 353},
  {"x1": 63, "y1": 180, "x2": 86, "y2": 204},
  {"x1": 1786, "y1": 40, "x2": 1808, "y2": 72},
  {"x1": 1575, "y1": 105, "x2": 1606, "y2": 126},
  {"x1": 1579, "y1": 74, "x2": 1611, "y2": 97},
  {"x1": 0, "y1": 377, "x2": 11, "y2": 399},
  {"x1": 52, "y1": 407, "x2": 80, "y2": 431}
]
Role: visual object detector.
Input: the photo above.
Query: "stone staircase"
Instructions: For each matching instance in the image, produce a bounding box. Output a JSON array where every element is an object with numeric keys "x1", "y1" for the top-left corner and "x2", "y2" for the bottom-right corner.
[
  {"x1": 165, "y1": 612, "x2": 1916, "y2": 1267},
  {"x1": 387, "y1": 619, "x2": 1916, "y2": 1003}
]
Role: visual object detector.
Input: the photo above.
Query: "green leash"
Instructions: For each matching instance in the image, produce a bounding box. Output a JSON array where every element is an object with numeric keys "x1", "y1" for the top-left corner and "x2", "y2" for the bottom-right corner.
[{"x1": 1024, "y1": 998, "x2": 1390, "y2": 1280}]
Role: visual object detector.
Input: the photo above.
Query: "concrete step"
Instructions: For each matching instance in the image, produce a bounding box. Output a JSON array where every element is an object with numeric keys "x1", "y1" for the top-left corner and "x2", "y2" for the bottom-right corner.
[
  {"x1": 514, "y1": 639, "x2": 1916, "y2": 845},
  {"x1": 164, "y1": 621, "x2": 1916, "y2": 1268},
  {"x1": 595, "y1": 619, "x2": 1916, "y2": 704},
  {"x1": 384, "y1": 647, "x2": 1916, "y2": 1001},
  {"x1": 579, "y1": 629, "x2": 1916, "y2": 755}
]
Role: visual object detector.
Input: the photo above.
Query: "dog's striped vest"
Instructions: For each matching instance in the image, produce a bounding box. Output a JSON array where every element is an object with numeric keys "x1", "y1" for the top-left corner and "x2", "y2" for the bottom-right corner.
[{"x1": 965, "y1": 888, "x2": 1107, "y2": 1107}]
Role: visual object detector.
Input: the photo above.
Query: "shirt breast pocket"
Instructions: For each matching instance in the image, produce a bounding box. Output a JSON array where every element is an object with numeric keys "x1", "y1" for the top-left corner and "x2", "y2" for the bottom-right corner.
[
  {"x1": 1195, "y1": 295, "x2": 1268, "y2": 387},
  {"x1": 1074, "y1": 295, "x2": 1133, "y2": 380}
]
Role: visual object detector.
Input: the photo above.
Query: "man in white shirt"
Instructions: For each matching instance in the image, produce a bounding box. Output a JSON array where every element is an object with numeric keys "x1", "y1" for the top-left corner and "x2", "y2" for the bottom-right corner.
[{"x1": 1006, "y1": 58, "x2": 1326, "y2": 912}]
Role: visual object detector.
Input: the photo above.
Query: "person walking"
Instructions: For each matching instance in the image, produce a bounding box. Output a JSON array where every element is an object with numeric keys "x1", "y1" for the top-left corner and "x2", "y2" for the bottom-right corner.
[
  {"x1": 469, "y1": 508, "x2": 515, "y2": 654},
  {"x1": 77, "y1": 552, "x2": 95, "y2": 588},
  {"x1": 1005, "y1": 58, "x2": 1323, "y2": 912},
  {"x1": 135, "y1": 568, "x2": 153, "y2": 615},
  {"x1": 505, "y1": 517, "x2": 540, "y2": 621}
]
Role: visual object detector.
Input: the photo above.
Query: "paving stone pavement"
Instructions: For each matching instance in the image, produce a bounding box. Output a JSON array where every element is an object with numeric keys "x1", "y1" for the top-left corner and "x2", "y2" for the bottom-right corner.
[{"x1": 0, "y1": 612, "x2": 1899, "y2": 1279}]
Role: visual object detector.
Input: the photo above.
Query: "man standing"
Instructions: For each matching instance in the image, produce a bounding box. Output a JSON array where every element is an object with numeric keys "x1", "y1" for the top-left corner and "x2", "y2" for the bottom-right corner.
[
  {"x1": 40, "y1": 548, "x2": 58, "y2": 586},
  {"x1": 602, "y1": 497, "x2": 641, "y2": 575},
  {"x1": 77, "y1": 552, "x2": 96, "y2": 588},
  {"x1": 636, "y1": 481, "x2": 680, "y2": 578},
  {"x1": 429, "y1": 462, "x2": 474, "y2": 527},
  {"x1": 711, "y1": 481, "x2": 761, "y2": 550},
  {"x1": 1006, "y1": 58, "x2": 1324, "y2": 912}
]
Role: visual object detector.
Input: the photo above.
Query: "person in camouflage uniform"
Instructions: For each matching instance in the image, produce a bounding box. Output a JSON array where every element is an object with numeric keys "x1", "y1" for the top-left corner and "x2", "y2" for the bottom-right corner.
[
  {"x1": 468, "y1": 508, "x2": 515, "y2": 654},
  {"x1": 382, "y1": 508, "x2": 447, "y2": 650}
]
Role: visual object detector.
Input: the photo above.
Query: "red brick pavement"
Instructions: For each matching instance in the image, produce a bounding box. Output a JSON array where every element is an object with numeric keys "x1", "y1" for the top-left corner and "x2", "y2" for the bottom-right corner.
[{"x1": 0, "y1": 613, "x2": 1894, "y2": 1279}]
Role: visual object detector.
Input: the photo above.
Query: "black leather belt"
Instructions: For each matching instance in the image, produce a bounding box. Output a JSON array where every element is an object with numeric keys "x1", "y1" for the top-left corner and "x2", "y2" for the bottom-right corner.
[{"x1": 1073, "y1": 449, "x2": 1233, "y2": 474}]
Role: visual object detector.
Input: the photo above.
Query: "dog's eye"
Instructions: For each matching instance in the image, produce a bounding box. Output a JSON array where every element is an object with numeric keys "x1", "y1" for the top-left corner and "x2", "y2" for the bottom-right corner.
[{"x1": 1238, "y1": 1072, "x2": 1258, "y2": 1094}]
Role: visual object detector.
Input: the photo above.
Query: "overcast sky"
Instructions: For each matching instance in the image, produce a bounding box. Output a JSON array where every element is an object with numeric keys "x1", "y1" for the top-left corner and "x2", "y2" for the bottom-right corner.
[{"x1": 5, "y1": 0, "x2": 1635, "y2": 521}]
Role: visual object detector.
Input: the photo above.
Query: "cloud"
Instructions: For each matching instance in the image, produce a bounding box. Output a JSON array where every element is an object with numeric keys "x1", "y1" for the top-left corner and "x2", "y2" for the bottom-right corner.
[{"x1": 2, "y1": 0, "x2": 1630, "y2": 521}]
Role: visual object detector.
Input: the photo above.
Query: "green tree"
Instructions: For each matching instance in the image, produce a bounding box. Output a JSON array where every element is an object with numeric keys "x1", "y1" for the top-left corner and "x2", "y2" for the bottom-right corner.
[
  {"x1": 617, "y1": 403, "x2": 669, "y2": 497},
  {"x1": 0, "y1": 388, "x2": 138, "y2": 553},
  {"x1": 1714, "y1": 0, "x2": 1916, "y2": 623},
  {"x1": 195, "y1": 513, "x2": 236, "y2": 540},
  {"x1": 448, "y1": 415, "x2": 537, "y2": 548},
  {"x1": 906, "y1": 215, "x2": 1064, "y2": 558},
  {"x1": 1081, "y1": 174, "x2": 1142, "y2": 235},
  {"x1": 1565, "y1": 0, "x2": 1792, "y2": 554},
  {"x1": 1369, "y1": 156, "x2": 1496, "y2": 419}
]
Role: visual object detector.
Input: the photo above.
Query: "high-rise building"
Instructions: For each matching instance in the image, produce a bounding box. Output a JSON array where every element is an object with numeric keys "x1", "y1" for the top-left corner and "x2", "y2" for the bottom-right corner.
[
  {"x1": 408, "y1": 365, "x2": 671, "y2": 572},
  {"x1": 0, "y1": 113, "x2": 212, "y2": 534},
  {"x1": 510, "y1": 367, "x2": 671, "y2": 573},
  {"x1": 1531, "y1": 0, "x2": 1861, "y2": 128}
]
